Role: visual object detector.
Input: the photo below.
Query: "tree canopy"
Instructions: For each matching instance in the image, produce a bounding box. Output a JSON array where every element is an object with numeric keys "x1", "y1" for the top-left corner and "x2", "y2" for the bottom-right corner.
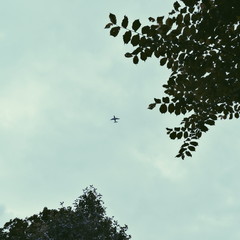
[
  {"x1": 105, "y1": 0, "x2": 240, "y2": 159},
  {"x1": 0, "y1": 186, "x2": 131, "y2": 240}
]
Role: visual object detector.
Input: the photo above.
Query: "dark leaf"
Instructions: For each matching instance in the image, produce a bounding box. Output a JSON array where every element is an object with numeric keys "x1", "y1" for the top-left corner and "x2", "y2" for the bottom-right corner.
[
  {"x1": 131, "y1": 34, "x2": 140, "y2": 46},
  {"x1": 160, "y1": 104, "x2": 167, "y2": 113},
  {"x1": 110, "y1": 27, "x2": 120, "y2": 37},
  {"x1": 170, "y1": 132, "x2": 177, "y2": 139},
  {"x1": 199, "y1": 125, "x2": 208, "y2": 132},
  {"x1": 177, "y1": 132, "x2": 183, "y2": 139},
  {"x1": 166, "y1": 18, "x2": 174, "y2": 27},
  {"x1": 133, "y1": 55, "x2": 139, "y2": 64},
  {"x1": 169, "y1": 9, "x2": 176, "y2": 15},
  {"x1": 132, "y1": 19, "x2": 141, "y2": 31},
  {"x1": 175, "y1": 108, "x2": 181, "y2": 115},
  {"x1": 140, "y1": 51, "x2": 147, "y2": 61},
  {"x1": 188, "y1": 146, "x2": 196, "y2": 151},
  {"x1": 162, "y1": 97, "x2": 170, "y2": 103},
  {"x1": 105, "y1": 23, "x2": 113, "y2": 29},
  {"x1": 176, "y1": 153, "x2": 182, "y2": 158},
  {"x1": 154, "y1": 98, "x2": 161, "y2": 103},
  {"x1": 209, "y1": 114, "x2": 217, "y2": 120},
  {"x1": 121, "y1": 16, "x2": 128, "y2": 28},
  {"x1": 176, "y1": 13, "x2": 183, "y2": 25},
  {"x1": 185, "y1": 151, "x2": 192, "y2": 157},
  {"x1": 132, "y1": 47, "x2": 141, "y2": 55},
  {"x1": 196, "y1": 131, "x2": 202, "y2": 138},
  {"x1": 149, "y1": 17, "x2": 155, "y2": 22},
  {"x1": 168, "y1": 103, "x2": 175, "y2": 113},
  {"x1": 184, "y1": 13, "x2": 190, "y2": 25},
  {"x1": 123, "y1": 31, "x2": 132, "y2": 44},
  {"x1": 139, "y1": 36, "x2": 147, "y2": 46},
  {"x1": 157, "y1": 16, "x2": 164, "y2": 25},
  {"x1": 141, "y1": 26, "x2": 150, "y2": 35},
  {"x1": 190, "y1": 141, "x2": 198, "y2": 146},
  {"x1": 160, "y1": 58, "x2": 167, "y2": 66},
  {"x1": 205, "y1": 120, "x2": 215, "y2": 126},
  {"x1": 154, "y1": 48, "x2": 161, "y2": 58},
  {"x1": 167, "y1": 59, "x2": 173, "y2": 69},
  {"x1": 125, "y1": 52, "x2": 133, "y2": 58},
  {"x1": 174, "y1": 1, "x2": 181, "y2": 11},
  {"x1": 148, "y1": 103, "x2": 156, "y2": 110},
  {"x1": 109, "y1": 13, "x2": 117, "y2": 24}
]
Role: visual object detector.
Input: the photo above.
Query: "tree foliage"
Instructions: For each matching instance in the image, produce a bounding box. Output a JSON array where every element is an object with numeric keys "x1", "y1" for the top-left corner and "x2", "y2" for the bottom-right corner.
[
  {"x1": 0, "y1": 186, "x2": 131, "y2": 240},
  {"x1": 105, "y1": 0, "x2": 240, "y2": 159}
]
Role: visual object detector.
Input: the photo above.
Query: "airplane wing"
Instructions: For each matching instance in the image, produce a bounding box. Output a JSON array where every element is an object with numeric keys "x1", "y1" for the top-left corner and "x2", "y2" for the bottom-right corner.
[{"x1": 111, "y1": 116, "x2": 120, "y2": 120}]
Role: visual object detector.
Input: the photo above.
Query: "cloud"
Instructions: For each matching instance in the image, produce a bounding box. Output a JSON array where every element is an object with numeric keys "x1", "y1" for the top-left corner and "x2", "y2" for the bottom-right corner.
[
  {"x1": 0, "y1": 79, "x2": 48, "y2": 131},
  {"x1": 0, "y1": 204, "x2": 13, "y2": 227}
]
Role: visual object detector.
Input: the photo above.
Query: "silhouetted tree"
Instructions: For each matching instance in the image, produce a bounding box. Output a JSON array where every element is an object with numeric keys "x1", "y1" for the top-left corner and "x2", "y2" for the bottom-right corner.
[
  {"x1": 0, "y1": 186, "x2": 131, "y2": 240},
  {"x1": 105, "y1": 0, "x2": 240, "y2": 159}
]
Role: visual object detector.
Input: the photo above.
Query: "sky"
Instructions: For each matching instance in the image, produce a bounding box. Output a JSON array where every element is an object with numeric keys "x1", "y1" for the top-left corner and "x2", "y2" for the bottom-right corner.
[{"x1": 0, "y1": 1, "x2": 240, "y2": 239}]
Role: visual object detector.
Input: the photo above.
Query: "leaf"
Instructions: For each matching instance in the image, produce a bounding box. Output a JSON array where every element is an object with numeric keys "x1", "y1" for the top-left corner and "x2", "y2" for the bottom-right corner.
[
  {"x1": 123, "y1": 31, "x2": 132, "y2": 44},
  {"x1": 188, "y1": 146, "x2": 196, "y2": 151},
  {"x1": 148, "y1": 103, "x2": 156, "y2": 110},
  {"x1": 176, "y1": 13, "x2": 183, "y2": 25},
  {"x1": 133, "y1": 55, "x2": 139, "y2": 64},
  {"x1": 132, "y1": 19, "x2": 141, "y2": 31},
  {"x1": 175, "y1": 153, "x2": 182, "y2": 158},
  {"x1": 131, "y1": 34, "x2": 140, "y2": 46},
  {"x1": 121, "y1": 16, "x2": 128, "y2": 28},
  {"x1": 166, "y1": 18, "x2": 173, "y2": 27},
  {"x1": 170, "y1": 132, "x2": 177, "y2": 139},
  {"x1": 174, "y1": 1, "x2": 181, "y2": 11},
  {"x1": 140, "y1": 52, "x2": 147, "y2": 61},
  {"x1": 205, "y1": 120, "x2": 215, "y2": 126},
  {"x1": 132, "y1": 47, "x2": 141, "y2": 55},
  {"x1": 162, "y1": 97, "x2": 170, "y2": 103},
  {"x1": 160, "y1": 58, "x2": 167, "y2": 66},
  {"x1": 142, "y1": 26, "x2": 150, "y2": 35},
  {"x1": 168, "y1": 103, "x2": 175, "y2": 113},
  {"x1": 139, "y1": 36, "x2": 147, "y2": 46},
  {"x1": 154, "y1": 49, "x2": 161, "y2": 58},
  {"x1": 157, "y1": 16, "x2": 164, "y2": 25},
  {"x1": 125, "y1": 52, "x2": 133, "y2": 58},
  {"x1": 184, "y1": 13, "x2": 190, "y2": 25},
  {"x1": 209, "y1": 114, "x2": 217, "y2": 120},
  {"x1": 145, "y1": 48, "x2": 153, "y2": 57},
  {"x1": 154, "y1": 98, "x2": 161, "y2": 103},
  {"x1": 149, "y1": 17, "x2": 155, "y2": 22},
  {"x1": 109, "y1": 13, "x2": 117, "y2": 24},
  {"x1": 110, "y1": 27, "x2": 120, "y2": 37},
  {"x1": 196, "y1": 131, "x2": 202, "y2": 138},
  {"x1": 199, "y1": 125, "x2": 208, "y2": 132},
  {"x1": 159, "y1": 104, "x2": 167, "y2": 113},
  {"x1": 167, "y1": 59, "x2": 173, "y2": 69},
  {"x1": 190, "y1": 141, "x2": 198, "y2": 146},
  {"x1": 177, "y1": 132, "x2": 183, "y2": 139},
  {"x1": 105, "y1": 23, "x2": 113, "y2": 29},
  {"x1": 181, "y1": 107, "x2": 187, "y2": 115},
  {"x1": 185, "y1": 151, "x2": 192, "y2": 157}
]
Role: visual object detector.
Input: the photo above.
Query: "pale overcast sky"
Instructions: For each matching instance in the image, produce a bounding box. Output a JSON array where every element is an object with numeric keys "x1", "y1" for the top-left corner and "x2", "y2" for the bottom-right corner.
[{"x1": 0, "y1": 1, "x2": 240, "y2": 240}]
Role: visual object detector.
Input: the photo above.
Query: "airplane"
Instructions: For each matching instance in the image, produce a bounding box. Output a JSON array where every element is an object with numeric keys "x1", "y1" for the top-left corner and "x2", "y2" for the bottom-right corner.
[{"x1": 111, "y1": 115, "x2": 120, "y2": 123}]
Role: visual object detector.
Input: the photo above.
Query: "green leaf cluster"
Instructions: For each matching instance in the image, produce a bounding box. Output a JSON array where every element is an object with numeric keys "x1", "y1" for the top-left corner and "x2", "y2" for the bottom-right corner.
[{"x1": 105, "y1": 0, "x2": 240, "y2": 159}]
